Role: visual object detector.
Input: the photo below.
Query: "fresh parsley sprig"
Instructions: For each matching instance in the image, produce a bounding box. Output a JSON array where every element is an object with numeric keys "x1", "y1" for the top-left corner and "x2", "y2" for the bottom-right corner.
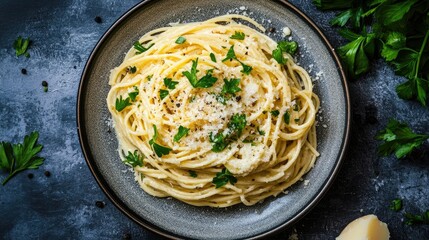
[
  {"x1": 149, "y1": 125, "x2": 172, "y2": 157},
  {"x1": 115, "y1": 95, "x2": 132, "y2": 112},
  {"x1": 175, "y1": 36, "x2": 186, "y2": 44},
  {"x1": 376, "y1": 119, "x2": 429, "y2": 159},
  {"x1": 13, "y1": 36, "x2": 31, "y2": 58},
  {"x1": 183, "y1": 58, "x2": 218, "y2": 88},
  {"x1": 0, "y1": 132, "x2": 44, "y2": 185},
  {"x1": 272, "y1": 40, "x2": 298, "y2": 64},
  {"x1": 314, "y1": 0, "x2": 429, "y2": 106},
  {"x1": 390, "y1": 199, "x2": 403, "y2": 212},
  {"x1": 212, "y1": 168, "x2": 237, "y2": 188},
  {"x1": 405, "y1": 210, "x2": 429, "y2": 225},
  {"x1": 123, "y1": 150, "x2": 144, "y2": 167}
]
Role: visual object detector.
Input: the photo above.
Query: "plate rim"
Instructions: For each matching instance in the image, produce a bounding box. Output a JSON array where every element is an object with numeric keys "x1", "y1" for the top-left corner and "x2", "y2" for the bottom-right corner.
[{"x1": 76, "y1": 0, "x2": 350, "y2": 239}]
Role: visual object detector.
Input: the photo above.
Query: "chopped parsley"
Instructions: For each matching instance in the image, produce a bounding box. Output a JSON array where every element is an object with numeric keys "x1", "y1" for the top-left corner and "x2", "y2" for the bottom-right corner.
[
  {"x1": 209, "y1": 114, "x2": 247, "y2": 152},
  {"x1": 123, "y1": 150, "x2": 144, "y2": 167},
  {"x1": 376, "y1": 119, "x2": 429, "y2": 159},
  {"x1": 272, "y1": 40, "x2": 298, "y2": 64},
  {"x1": 222, "y1": 45, "x2": 253, "y2": 75},
  {"x1": 115, "y1": 95, "x2": 132, "y2": 112},
  {"x1": 270, "y1": 110, "x2": 280, "y2": 117},
  {"x1": 159, "y1": 89, "x2": 169, "y2": 100},
  {"x1": 389, "y1": 199, "x2": 402, "y2": 212},
  {"x1": 149, "y1": 125, "x2": 172, "y2": 157},
  {"x1": 175, "y1": 36, "x2": 186, "y2": 44},
  {"x1": 283, "y1": 111, "x2": 290, "y2": 124},
  {"x1": 173, "y1": 126, "x2": 189, "y2": 142},
  {"x1": 146, "y1": 74, "x2": 153, "y2": 81},
  {"x1": 128, "y1": 66, "x2": 137, "y2": 74},
  {"x1": 212, "y1": 168, "x2": 237, "y2": 188},
  {"x1": 222, "y1": 78, "x2": 241, "y2": 96},
  {"x1": 230, "y1": 31, "x2": 245, "y2": 40},
  {"x1": 128, "y1": 86, "x2": 139, "y2": 101},
  {"x1": 189, "y1": 170, "x2": 197, "y2": 178},
  {"x1": 210, "y1": 53, "x2": 217, "y2": 62},
  {"x1": 183, "y1": 58, "x2": 218, "y2": 88},
  {"x1": 164, "y1": 78, "x2": 179, "y2": 90},
  {"x1": 405, "y1": 210, "x2": 429, "y2": 225},
  {"x1": 0, "y1": 131, "x2": 44, "y2": 185},
  {"x1": 133, "y1": 41, "x2": 154, "y2": 54},
  {"x1": 13, "y1": 36, "x2": 30, "y2": 58},
  {"x1": 257, "y1": 127, "x2": 265, "y2": 136}
]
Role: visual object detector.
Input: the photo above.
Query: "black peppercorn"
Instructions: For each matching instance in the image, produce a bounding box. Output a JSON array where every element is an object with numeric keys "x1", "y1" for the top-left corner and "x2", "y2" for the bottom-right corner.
[
  {"x1": 42, "y1": 81, "x2": 48, "y2": 87},
  {"x1": 95, "y1": 201, "x2": 105, "y2": 208},
  {"x1": 21, "y1": 68, "x2": 27, "y2": 74},
  {"x1": 268, "y1": 27, "x2": 276, "y2": 33},
  {"x1": 28, "y1": 173, "x2": 34, "y2": 179},
  {"x1": 44, "y1": 171, "x2": 51, "y2": 177}
]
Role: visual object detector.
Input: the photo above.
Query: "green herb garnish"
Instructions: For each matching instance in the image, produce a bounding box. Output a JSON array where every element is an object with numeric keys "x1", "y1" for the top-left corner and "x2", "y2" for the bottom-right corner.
[
  {"x1": 128, "y1": 86, "x2": 139, "y2": 101},
  {"x1": 209, "y1": 114, "x2": 247, "y2": 152},
  {"x1": 174, "y1": 126, "x2": 190, "y2": 142},
  {"x1": 257, "y1": 127, "x2": 265, "y2": 136},
  {"x1": 189, "y1": 170, "x2": 197, "y2": 178},
  {"x1": 149, "y1": 125, "x2": 172, "y2": 157},
  {"x1": 128, "y1": 66, "x2": 137, "y2": 74},
  {"x1": 283, "y1": 111, "x2": 290, "y2": 124},
  {"x1": 159, "y1": 89, "x2": 169, "y2": 100},
  {"x1": 212, "y1": 168, "x2": 237, "y2": 188},
  {"x1": 123, "y1": 150, "x2": 144, "y2": 167},
  {"x1": 222, "y1": 78, "x2": 241, "y2": 96},
  {"x1": 175, "y1": 36, "x2": 186, "y2": 44},
  {"x1": 134, "y1": 41, "x2": 154, "y2": 54},
  {"x1": 183, "y1": 58, "x2": 218, "y2": 88},
  {"x1": 272, "y1": 40, "x2": 298, "y2": 64},
  {"x1": 164, "y1": 78, "x2": 179, "y2": 90},
  {"x1": 0, "y1": 132, "x2": 44, "y2": 185},
  {"x1": 115, "y1": 95, "x2": 132, "y2": 112},
  {"x1": 210, "y1": 53, "x2": 217, "y2": 62},
  {"x1": 222, "y1": 45, "x2": 253, "y2": 75},
  {"x1": 376, "y1": 119, "x2": 429, "y2": 159},
  {"x1": 13, "y1": 36, "x2": 30, "y2": 58},
  {"x1": 270, "y1": 110, "x2": 280, "y2": 117},
  {"x1": 389, "y1": 199, "x2": 402, "y2": 212},
  {"x1": 230, "y1": 31, "x2": 245, "y2": 40},
  {"x1": 404, "y1": 210, "x2": 429, "y2": 225}
]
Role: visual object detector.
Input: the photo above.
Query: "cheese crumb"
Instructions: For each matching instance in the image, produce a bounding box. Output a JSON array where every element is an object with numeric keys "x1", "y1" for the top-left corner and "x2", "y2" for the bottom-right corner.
[{"x1": 282, "y1": 27, "x2": 291, "y2": 37}]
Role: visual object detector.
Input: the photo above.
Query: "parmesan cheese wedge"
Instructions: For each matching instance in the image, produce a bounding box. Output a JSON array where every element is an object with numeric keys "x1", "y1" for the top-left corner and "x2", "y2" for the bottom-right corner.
[{"x1": 336, "y1": 214, "x2": 390, "y2": 240}]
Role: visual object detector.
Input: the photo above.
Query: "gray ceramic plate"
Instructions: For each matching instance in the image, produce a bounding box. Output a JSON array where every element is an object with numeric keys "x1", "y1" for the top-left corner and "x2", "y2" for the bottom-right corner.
[{"x1": 77, "y1": 0, "x2": 350, "y2": 239}]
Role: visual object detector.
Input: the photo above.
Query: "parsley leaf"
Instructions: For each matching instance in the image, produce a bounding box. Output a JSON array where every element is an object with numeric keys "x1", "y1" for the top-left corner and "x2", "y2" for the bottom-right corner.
[
  {"x1": 222, "y1": 78, "x2": 241, "y2": 96},
  {"x1": 13, "y1": 36, "x2": 31, "y2": 58},
  {"x1": 272, "y1": 48, "x2": 287, "y2": 64},
  {"x1": 115, "y1": 95, "x2": 132, "y2": 112},
  {"x1": 376, "y1": 119, "x2": 429, "y2": 159},
  {"x1": 183, "y1": 58, "x2": 218, "y2": 88},
  {"x1": 123, "y1": 150, "x2": 144, "y2": 167},
  {"x1": 133, "y1": 41, "x2": 154, "y2": 54},
  {"x1": 175, "y1": 36, "x2": 186, "y2": 44},
  {"x1": 164, "y1": 78, "x2": 179, "y2": 90},
  {"x1": 159, "y1": 89, "x2": 169, "y2": 100},
  {"x1": 283, "y1": 111, "x2": 290, "y2": 124},
  {"x1": 174, "y1": 126, "x2": 189, "y2": 142},
  {"x1": 189, "y1": 170, "x2": 197, "y2": 178},
  {"x1": 222, "y1": 45, "x2": 252, "y2": 74},
  {"x1": 128, "y1": 86, "x2": 139, "y2": 101},
  {"x1": 230, "y1": 31, "x2": 245, "y2": 40},
  {"x1": 209, "y1": 114, "x2": 247, "y2": 152},
  {"x1": 389, "y1": 199, "x2": 402, "y2": 212},
  {"x1": 257, "y1": 127, "x2": 265, "y2": 136},
  {"x1": 210, "y1": 53, "x2": 217, "y2": 62},
  {"x1": 128, "y1": 66, "x2": 137, "y2": 74},
  {"x1": 222, "y1": 45, "x2": 237, "y2": 62},
  {"x1": 270, "y1": 110, "x2": 280, "y2": 117},
  {"x1": 0, "y1": 132, "x2": 44, "y2": 185},
  {"x1": 149, "y1": 125, "x2": 172, "y2": 157},
  {"x1": 212, "y1": 168, "x2": 237, "y2": 188},
  {"x1": 278, "y1": 41, "x2": 298, "y2": 55},
  {"x1": 404, "y1": 210, "x2": 429, "y2": 225}
]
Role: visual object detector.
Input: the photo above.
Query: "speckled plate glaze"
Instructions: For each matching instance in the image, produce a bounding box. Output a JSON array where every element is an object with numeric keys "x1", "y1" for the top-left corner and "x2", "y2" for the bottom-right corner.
[{"x1": 77, "y1": 0, "x2": 350, "y2": 239}]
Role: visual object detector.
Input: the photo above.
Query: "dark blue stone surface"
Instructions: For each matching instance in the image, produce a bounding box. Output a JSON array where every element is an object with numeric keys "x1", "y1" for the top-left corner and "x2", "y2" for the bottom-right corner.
[{"x1": 0, "y1": 0, "x2": 428, "y2": 239}]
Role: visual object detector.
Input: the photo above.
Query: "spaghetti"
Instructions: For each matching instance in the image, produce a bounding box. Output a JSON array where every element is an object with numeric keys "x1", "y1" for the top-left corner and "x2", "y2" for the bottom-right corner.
[{"x1": 107, "y1": 14, "x2": 319, "y2": 207}]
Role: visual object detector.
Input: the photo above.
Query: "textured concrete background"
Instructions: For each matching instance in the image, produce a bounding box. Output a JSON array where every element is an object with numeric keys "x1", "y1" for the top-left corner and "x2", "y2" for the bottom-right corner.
[{"x1": 0, "y1": 0, "x2": 428, "y2": 239}]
